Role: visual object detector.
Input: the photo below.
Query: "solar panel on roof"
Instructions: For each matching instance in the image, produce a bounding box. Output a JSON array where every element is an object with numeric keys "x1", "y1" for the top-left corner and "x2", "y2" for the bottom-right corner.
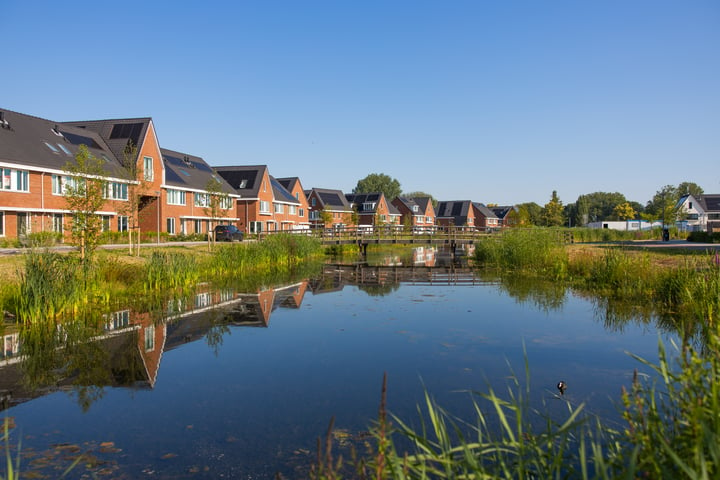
[
  {"x1": 319, "y1": 192, "x2": 342, "y2": 205},
  {"x1": 192, "y1": 162, "x2": 212, "y2": 172},
  {"x1": 451, "y1": 203, "x2": 463, "y2": 216},
  {"x1": 110, "y1": 123, "x2": 143, "y2": 146},
  {"x1": 165, "y1": 169, "x2": 186, "y2": 185}
]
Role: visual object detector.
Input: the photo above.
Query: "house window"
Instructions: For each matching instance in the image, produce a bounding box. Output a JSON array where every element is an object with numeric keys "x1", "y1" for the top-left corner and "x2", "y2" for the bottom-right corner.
[
  {"x1": 426, "y1": 216, "x2": 432, "y2": 223},
  {"x1": 51, "y1": 175, "x2": 63, "y2": 195},
  {"x1": 310, "y1": 211, "x2": 319, "y2": 220},
  {"x1": 259, "y1": 201, "x2": 270, "y2": 214},
  {"x1": 167, "y1": 217, "x2": 176, "y2": 235},
  {"x1": 105, "y1": 182, "x2": 128, "y2": 200},
  {"x1": 274, "y1": 203, "x2": 284, "y2": 214},
  {"x1": 194, "y1": 219, "x2": 203, "y2": 233},
  {"x1": 167, "y1": 189, "x2": 186, "y2": 205},
  {"x1": 0, "y1": 212, "x2": 4, "y2": 236},
  {"x1": 311, "y1": 198, "x2": 316, "y2": 206},
  {"x1": 117, "y1": 216, "x2": 129, "y2": 232},
  {"x1": 144, "y1": 325, "x2": 155, "y2": 351},
  {"x1": 220, "y1": 197, "x2": 232, "y2": 209},
  {"x1": 102, "y1": 215, "x2": 111, "y2": 232},
  {"x1": 289, "y1": 205, "x2": 297, "y2": 215},
  {"x1": 194, "y1": 193, "x2": 210, "y2": 207},
  {"x1": 52, "y1": 214, "x2": 63, "y2": 233},
  {"x1": 688, "y1": 202, "x2": 693, "y2": 210},
  {"x1": 143, "y1": 156, "x2": 154, "y2": 181},
  {"x1": 57, "y1": 143, "x2": 72, "y2": 156},
  {"x1": 299, "y1": 208, "x2": 304, "y2": 218},
  {"x1": 195, "y1": 292, "x2": 211, "y2": 308},
  {"x1": 2, "y1": 168, "x2": 29, "y2": 192},
  {"x1": 249, "y1": 221, "x2": 263, "y2": 233},
  {"x1": 105, "y1": 310, "x2": 130, "y2": 331}
]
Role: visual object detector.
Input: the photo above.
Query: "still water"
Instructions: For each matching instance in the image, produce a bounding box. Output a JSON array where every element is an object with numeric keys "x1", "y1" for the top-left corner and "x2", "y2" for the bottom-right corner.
[{"x1": 1, "y1": 249, "x2": 672, "y2": 478}]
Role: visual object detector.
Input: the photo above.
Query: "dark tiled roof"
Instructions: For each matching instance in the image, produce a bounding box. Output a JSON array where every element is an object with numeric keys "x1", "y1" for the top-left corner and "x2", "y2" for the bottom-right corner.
[
  {"x1": 215, "y1": 165, "x2": 267, "y2": 197},
  {"x1": 162, "y1": 148, "x2": 235, "y2": 194},
  {"x1": 62, "y1": 117, "x2": 152, "y2": 165},
  {"x1": 693, "y1": 194, "x2": 720, "y2": 212},
  {"x1": 0, "y1": 108, "x2": 125, "y2": 177},
  {"x1": 490, "y1": 205, "x2": 517, "y2": 219},
  {"x1": 346, "y1": 193, "x2": 383, "y2": 213},
  {"x1": 270, "y1": 176, "x2": 300, "y2": 204},
  {"x1": 473, "y1": 202, "x2": 499, "y2": 219}
]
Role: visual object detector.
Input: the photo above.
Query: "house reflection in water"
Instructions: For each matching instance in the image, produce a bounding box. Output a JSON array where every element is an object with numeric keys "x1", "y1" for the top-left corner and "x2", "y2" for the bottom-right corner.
[{"x1": 0, "y1": 281, "x2": 309, "y2": 412}]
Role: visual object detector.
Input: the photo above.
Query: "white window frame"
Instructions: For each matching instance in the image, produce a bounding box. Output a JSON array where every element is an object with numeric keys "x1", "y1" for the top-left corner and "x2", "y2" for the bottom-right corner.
[
  {"x1": 259, "y1": 200, "x2": 270, "y2": 214},
  {"x1": 2, "y1": 168, "x2": 29, "y2": 192},
  {"x1": 274, "y1": 203, "x2": 284, "y2": 214},
  {"x1": 194, "y1": 193, "x2": 210, "y2": 207},
  {"x1": 144, "y1": 325, "x2": 155, "y2": 351},
  {"x1": 105, "y1": 182, "x2": 128, "y2": 201},
  {"x1": 143, "y1": 156, "x2": 154, "y2": 181},
  {"x1": 220, "y1": 196, "x2": 232, "y2": 210},
  {"x1": 117, "y1": 216, "x2": 129, "y2": 232},
  {"x1": 167, "y1": 189, "x2": 186, "y2": 206},
  {"x1": 194, "y1": 219, "x2": 203, "y2": 233},
  {"x1": 167, "y1": 217, "x2": 176, "y2": 235},
  {"x1": 289, "y1": 205, "x2": 297, "y2": 215},
  {"x1": 52, "y1": 214, "x2": 63, "y2": 233}
]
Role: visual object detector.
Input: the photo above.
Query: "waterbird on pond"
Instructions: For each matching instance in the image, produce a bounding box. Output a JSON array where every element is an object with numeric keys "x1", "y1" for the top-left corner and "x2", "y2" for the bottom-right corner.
[{"x1": 557, "y1": 381, "x2": 567, "y2": 395}]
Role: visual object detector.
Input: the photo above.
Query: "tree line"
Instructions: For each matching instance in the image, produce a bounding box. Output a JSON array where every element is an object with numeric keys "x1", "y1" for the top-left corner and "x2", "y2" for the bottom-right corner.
[{"x1": 352, "y1": 173, "x2": 704, "y2": 227}]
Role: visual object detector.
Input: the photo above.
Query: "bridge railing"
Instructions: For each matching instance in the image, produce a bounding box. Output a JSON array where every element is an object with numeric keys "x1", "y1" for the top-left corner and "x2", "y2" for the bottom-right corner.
[{"x1": 310, "y1": 225, "x2": 494, "y2": 242}]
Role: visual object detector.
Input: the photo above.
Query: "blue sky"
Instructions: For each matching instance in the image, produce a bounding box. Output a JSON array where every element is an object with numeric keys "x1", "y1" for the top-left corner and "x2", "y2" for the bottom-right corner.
[{"x1": 2, "y1": 1, "x2": 718, "y2": 206}]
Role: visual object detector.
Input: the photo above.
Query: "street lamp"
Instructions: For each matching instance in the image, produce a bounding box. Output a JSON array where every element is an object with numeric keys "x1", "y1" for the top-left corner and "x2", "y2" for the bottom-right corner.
[{"x1": 156, "y1": 191, "x2": 161, "y2": 245}]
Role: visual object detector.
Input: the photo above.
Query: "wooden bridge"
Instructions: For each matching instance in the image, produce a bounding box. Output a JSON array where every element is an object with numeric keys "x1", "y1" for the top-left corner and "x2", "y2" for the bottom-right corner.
[{"x1": 309, "y1": 226, "x2": 492, "y2": 254}]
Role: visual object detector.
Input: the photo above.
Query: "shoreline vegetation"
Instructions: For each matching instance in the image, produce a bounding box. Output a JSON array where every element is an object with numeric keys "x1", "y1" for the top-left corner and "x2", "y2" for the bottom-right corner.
[{"x1": 2, "y1": 230, "x2": 720, "y2": 478}]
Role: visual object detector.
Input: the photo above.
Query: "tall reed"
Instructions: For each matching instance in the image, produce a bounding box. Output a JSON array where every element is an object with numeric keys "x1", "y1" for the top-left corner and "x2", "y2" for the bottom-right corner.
[
  {"x1": 143, "y1": 251, "x2": 199, "y2": 291},
  {"x1": 16, "y1": 250, "x2": 82, "y2": 324},
  {"x1": 474, "y1": 229, "x2": 569, "y2": 277}
]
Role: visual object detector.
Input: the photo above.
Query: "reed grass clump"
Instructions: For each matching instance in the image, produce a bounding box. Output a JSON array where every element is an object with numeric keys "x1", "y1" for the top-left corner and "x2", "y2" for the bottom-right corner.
[
  {"x1": 207, "y1": 234, "x2": 322, "y2": 277},
  {"x1": 144, "y1": 251, "x2": 199, "y2": 291},
  {"x1": 16, "y1": 250, "x2": 83, "y2": 324},
  {"x1": 474, "y1": 229, "x2": 569, "y2": 277}
]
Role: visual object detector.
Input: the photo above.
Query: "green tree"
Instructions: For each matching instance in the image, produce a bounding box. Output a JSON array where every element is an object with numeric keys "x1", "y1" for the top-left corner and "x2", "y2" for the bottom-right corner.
[
  {"x1": 353, "y1": 173, "x2": 402, "y2": 201},
  {"x1": 515, "y1": 202, "x2": 542, "y2": 226},
  {"x1": 541, "y1": 191, "x2": 565, "y2": 227},
  {"x1": 63, "y1": 145, "x2": 108, "y2": 263},
  {"x1": 575, "y1": 195, "x2": 590, "y2": 226},
  {"x1": 613, "y1": 202, "x2": 637, "y2": 221},
  {"x1": 204, "y1": 177, "x2": 231, "y2": 251}
]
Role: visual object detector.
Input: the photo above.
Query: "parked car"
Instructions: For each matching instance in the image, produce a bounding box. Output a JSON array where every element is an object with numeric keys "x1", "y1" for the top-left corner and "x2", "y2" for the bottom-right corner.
[{"x1": 214, "y1": 225, "x2": 244, "y2": 242}]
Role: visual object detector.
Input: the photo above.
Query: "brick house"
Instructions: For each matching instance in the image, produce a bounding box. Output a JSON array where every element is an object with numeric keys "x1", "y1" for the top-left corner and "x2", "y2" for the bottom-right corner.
[
  {"x1": 392, "y1": 196, "x2": 436, "y2": 231},
  {"x1": 472, "y1": 202, "x2": 500, "y2": 231},
  {"x1": 345, "y1": 192, "x2": 401, "y2": 229},
  {"x1": 0, "y1": 108, "x2": 134, "y2": 242},
  {"x1": 276, "y1": 177, "x2": 311, "y2": 231},
  {"x1": 305, "y1": 188, "x2": 354, "y2": 229},
  {"x1": 215, "y1": 165, "x2": 305, "y2": 234},
  {"x1": 160, "y1": 148, "x2": 239, "y2": 237},
  {"x1": 435, "y1": 200, "x2": 476, "y2": 229}
]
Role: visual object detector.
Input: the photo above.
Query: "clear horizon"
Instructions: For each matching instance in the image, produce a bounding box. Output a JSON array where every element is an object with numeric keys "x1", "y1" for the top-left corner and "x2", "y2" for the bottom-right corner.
[{"x1": 2, "y1": 0, "x2": 718, "y2": 206}]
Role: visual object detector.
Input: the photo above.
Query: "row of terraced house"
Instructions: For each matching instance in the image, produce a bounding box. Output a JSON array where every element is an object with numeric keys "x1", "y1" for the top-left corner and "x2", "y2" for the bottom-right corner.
[{"x1": 0, "y1": 107, "x2": 522, "y2": 243}]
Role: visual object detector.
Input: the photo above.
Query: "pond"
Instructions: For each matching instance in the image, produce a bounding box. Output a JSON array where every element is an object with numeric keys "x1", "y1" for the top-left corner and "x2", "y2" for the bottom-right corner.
[{"x1": 1, "y1": 247, "x2": 676, "y2": 479}]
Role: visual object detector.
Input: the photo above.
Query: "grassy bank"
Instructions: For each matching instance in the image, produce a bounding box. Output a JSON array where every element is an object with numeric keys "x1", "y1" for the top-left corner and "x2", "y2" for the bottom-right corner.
[{"x1": 0, "y1": 234, "x2": 324, "y2": 325}]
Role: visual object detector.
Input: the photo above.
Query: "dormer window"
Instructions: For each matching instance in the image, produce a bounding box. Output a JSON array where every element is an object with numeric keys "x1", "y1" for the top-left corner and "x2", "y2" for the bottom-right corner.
[
  {"x1": 239, "y1": 179, "x2": 248, "y2": 188},
  {"x1": 412, "y1": 205, "x2": 419, "y2": 212}
]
